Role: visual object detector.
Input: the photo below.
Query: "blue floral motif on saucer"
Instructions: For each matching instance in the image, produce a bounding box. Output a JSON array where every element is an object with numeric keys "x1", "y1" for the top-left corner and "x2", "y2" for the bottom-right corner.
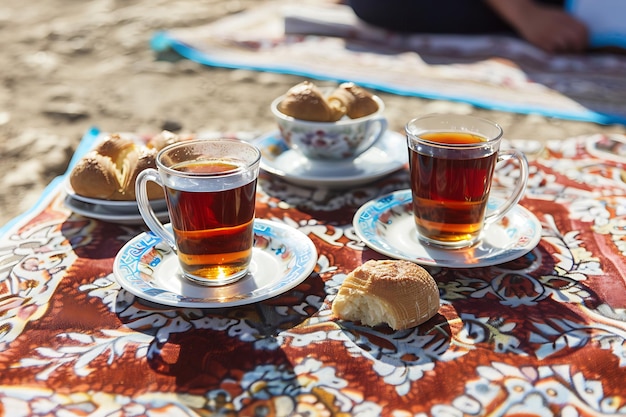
[
  {"x1": 353, "y1": 189, "x2": 541, "y2": 268},
  {"x1": 114, "y1": 219, "x2": 317, "y2": 307}
]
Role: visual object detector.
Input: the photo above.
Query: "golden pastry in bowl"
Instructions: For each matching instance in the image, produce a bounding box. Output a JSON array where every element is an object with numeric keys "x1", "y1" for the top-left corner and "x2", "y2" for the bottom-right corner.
[
  {"x1": 271, "y1": 81, "x2": 387, "y2": 160},
  {"x1": 328, "y1": 82, "x2": 381, "y2": 119},
  {"x1": 277, "y1": 81, "x2": 345, "y2": 122}
]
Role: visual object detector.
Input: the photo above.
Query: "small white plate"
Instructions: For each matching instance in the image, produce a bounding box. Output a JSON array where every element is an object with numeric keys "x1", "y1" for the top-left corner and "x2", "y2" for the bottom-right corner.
[
  {"x1": 353, "y1": 189, "x2": 542, "y2": 268},
  {"x1": 113, "y1": 219, "x2": 318, "y2": 308},
  {"x1": 64, "y1": 180, "x2": 168, "y2": 214},
  {"x1": 254, "y1": 130, "x2": 407, "y2": 188},
  {"x1": 64, "y1": 195, "x2": 169, "y2": 225}
]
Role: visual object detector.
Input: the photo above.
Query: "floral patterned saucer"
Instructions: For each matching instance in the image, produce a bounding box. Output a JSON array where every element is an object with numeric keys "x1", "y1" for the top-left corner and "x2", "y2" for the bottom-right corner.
[
  {"x1": 353, "y1": 189, "x2": 542, "y2": 268},
  {"x1": 254, "y1": 130, "x2": 407, "y2": 188},
  {"x1": 113, "y1": 219, "x2": 318, "y2": 307}
]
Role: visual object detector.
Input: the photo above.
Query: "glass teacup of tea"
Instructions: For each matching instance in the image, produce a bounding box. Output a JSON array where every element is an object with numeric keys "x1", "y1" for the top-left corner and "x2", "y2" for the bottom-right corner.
[
  {"x1": 406, "y1": 114, "x2": 529, "y2": 248},
  {"x1": 136, "y1": 138, "x2": 261, "y2": 286}
]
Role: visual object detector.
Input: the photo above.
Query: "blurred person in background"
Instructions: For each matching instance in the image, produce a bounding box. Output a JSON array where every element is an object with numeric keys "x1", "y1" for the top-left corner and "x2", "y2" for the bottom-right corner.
[{"x1": 348, "y1": 0, "x2": 589, "y2": 54}]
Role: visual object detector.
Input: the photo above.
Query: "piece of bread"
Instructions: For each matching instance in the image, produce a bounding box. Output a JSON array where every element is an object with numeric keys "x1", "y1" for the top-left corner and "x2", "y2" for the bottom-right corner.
[
  {"x1": 69, "y1": 132, "x2": 177, "y2": 201},
  {"x1": 278, "y1": 81, "x2": 380, "y2": 122},
  {"x1": 146, "y1": 130, "x2": 185, "y2": 151},
  {"x1": 69, "y1": 151, "x2": 120, "y2": 200},
  {"x1": 278, "y1": 81, "x2": 345, "y2": 122},
  {"x1": 122, "y1": 147, "x2": 161, "y2": 200},
  {"x1": 328, "y1": 82, "x2": 379, "y2": 119},
  {"x1": 332, "y1": 260, "x2": 440, "y2": 330}
]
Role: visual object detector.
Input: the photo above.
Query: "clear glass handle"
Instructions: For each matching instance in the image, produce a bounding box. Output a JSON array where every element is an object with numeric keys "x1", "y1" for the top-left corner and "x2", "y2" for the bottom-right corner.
[
  {"x1": 484, "y1": 149, "x2": 529, "y2": 225},
  {"x1": 136, "y1": 168, "x2": 176, "y2": 250}
]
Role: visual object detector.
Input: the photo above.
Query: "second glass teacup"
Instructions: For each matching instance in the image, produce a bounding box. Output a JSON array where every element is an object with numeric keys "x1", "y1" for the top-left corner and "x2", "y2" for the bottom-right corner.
[{"x1": 406, "y1": 114, "x2": 529, "y2": 248}]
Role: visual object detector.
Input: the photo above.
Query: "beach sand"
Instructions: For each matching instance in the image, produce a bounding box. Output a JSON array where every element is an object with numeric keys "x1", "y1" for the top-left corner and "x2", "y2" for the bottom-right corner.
[{"x1": 2, "y1": 0, "x2": 625, "y2": 227}]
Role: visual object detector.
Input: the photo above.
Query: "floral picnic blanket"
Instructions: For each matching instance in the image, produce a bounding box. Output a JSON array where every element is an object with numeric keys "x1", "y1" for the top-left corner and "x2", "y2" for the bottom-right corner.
[{"x1": 0, "y1": 130, "x2": 625, "y2": 415}]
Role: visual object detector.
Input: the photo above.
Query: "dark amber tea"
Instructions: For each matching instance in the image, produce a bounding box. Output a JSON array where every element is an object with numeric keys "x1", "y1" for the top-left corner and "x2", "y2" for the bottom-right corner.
[
  {"x1": 409, "y1": 131, "x2": 497, "y2": 245},
  {"x1": 166, "y1": 160, "x2": 256, "y2": 284},
  {"x1": 136, "y1": 139, "x2": 261, "y2": 286}
]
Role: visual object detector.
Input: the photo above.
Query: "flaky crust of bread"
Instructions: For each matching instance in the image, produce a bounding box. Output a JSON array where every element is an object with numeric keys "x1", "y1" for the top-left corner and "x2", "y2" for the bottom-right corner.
[
  {"x1": 332, "y1": 260, "x2": 440, "y2": 330},
  {"x1": 69, "y1": 132, "x2": 178, "y2": 201},
  {"x1": 93, "y1": 134, "x2": 136, "y2": 161}
]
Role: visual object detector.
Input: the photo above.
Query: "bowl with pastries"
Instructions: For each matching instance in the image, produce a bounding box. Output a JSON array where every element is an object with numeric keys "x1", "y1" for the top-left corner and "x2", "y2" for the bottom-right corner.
[{"x1": 271, "y1": 81, "x2": 387, "y2": 160}]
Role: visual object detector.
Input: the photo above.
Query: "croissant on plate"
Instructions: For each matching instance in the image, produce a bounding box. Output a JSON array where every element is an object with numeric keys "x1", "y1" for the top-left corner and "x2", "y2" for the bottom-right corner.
[{"x1": 69, "y1": 131, "x2": 181, "y2": 201}]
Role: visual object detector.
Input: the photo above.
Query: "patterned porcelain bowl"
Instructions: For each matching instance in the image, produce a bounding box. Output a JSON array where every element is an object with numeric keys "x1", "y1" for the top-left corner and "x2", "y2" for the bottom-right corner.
[{"x1": 270, "y1": 94, "x2": 388, "y2": 160}]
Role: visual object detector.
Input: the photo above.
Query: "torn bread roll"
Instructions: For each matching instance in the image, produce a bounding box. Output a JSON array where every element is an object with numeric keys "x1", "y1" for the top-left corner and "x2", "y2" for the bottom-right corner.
[
  {"x1": 332, "y1": 260, "x2": 440, "y2": 330},
  {"x1": 328, "y1": 82, "x2": 379, "y2": 119},
  {"x1": 146, "y1": 129, "x2": 186, "y2": 151},
  {"x1": 277, "y1": 81, "x2": 380, "y2": 122},
  {"x1": 69, "y1": 132, "x2": 177, "y2": 201}
]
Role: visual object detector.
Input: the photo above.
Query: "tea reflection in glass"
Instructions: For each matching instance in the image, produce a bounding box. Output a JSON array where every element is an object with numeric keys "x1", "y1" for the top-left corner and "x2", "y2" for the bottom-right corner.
[{"x1": 166, "y1": 160, "x2": 257, "y2": 284}]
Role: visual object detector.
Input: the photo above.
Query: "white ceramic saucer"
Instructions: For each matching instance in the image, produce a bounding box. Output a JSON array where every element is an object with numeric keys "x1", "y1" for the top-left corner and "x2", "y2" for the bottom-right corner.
[
  {"x1": 65, "y1": 180, "x2": 168, "y2": 214},
  {"x1": 254, "y1": 130, "x2": 407, "y2": 188},
  {"x1": 353, "y1": 189, "x2": 542, "y2": 268},
  {"x1": 64, "y1": 195, "x2": 169, "y2": 225},
  {"x1": 113, "y1": 219, "x2": 318, "y2": 308}
]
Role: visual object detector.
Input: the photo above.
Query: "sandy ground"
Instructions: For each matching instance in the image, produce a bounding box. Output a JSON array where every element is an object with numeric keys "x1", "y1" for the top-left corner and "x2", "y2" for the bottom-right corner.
[{"x1": 2, "y1": 0, "x2": 626, "y2": 228}]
